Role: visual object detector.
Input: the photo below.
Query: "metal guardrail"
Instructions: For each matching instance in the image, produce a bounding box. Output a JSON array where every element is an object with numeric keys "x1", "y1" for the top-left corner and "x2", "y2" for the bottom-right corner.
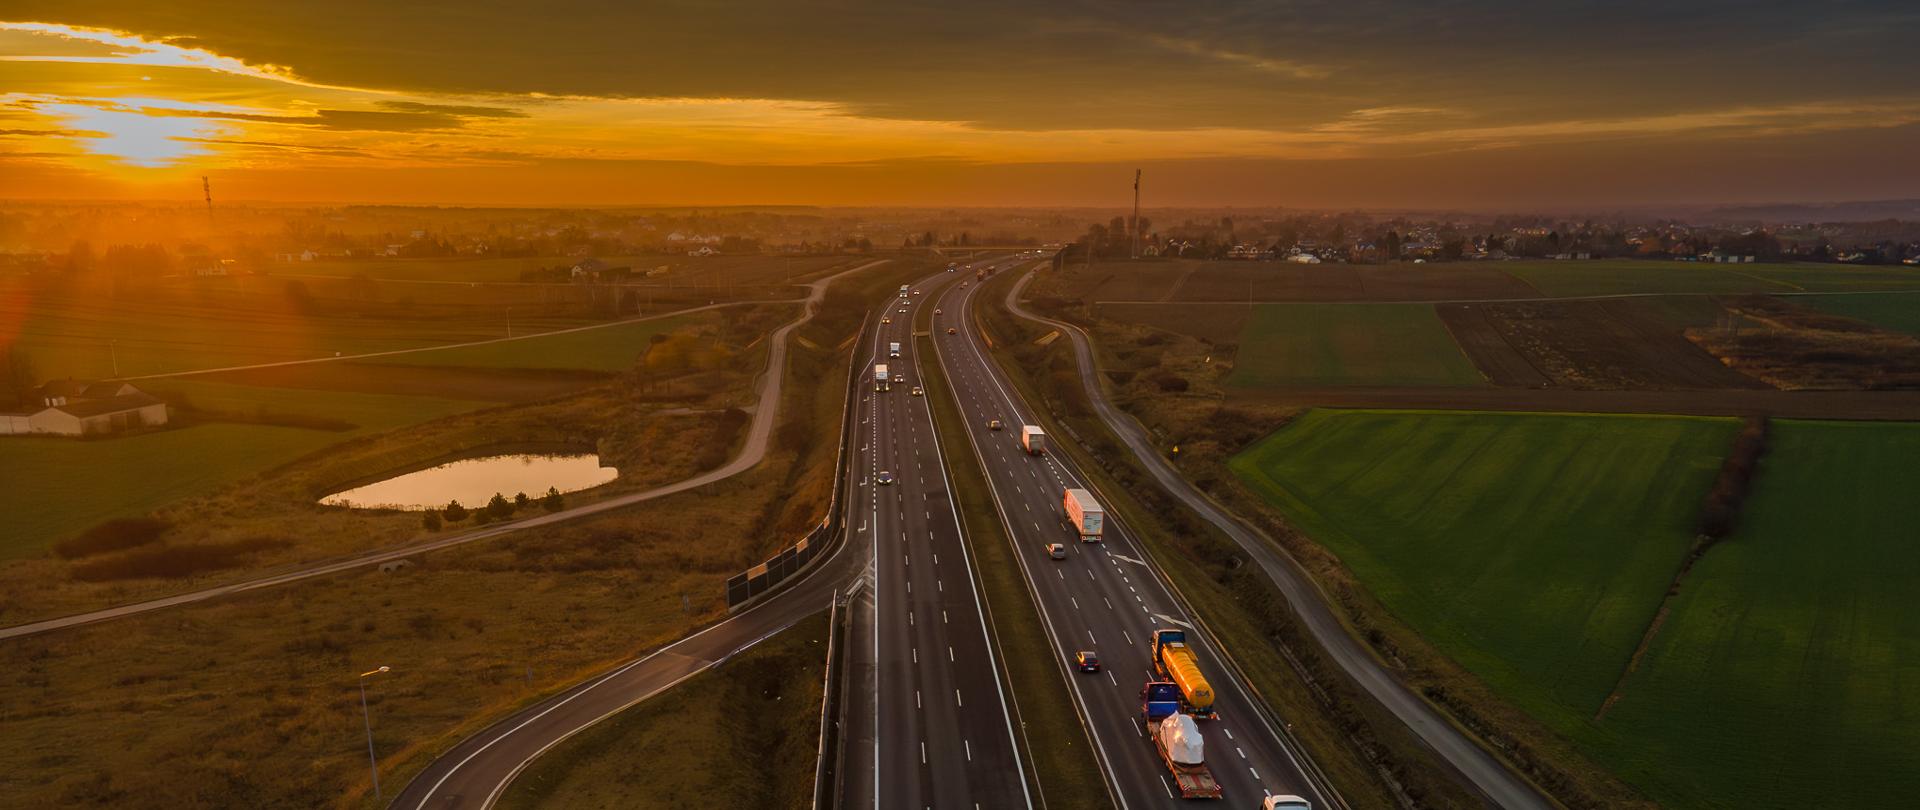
[
  {"x1": 723, "y1": 312, "x2": 869, "y2": 611},
  {"x1": 811, "y1": 588, "x2": 852, "y2": 810}
]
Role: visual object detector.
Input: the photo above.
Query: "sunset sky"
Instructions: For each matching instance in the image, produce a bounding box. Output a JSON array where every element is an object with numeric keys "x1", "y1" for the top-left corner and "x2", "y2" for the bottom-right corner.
[{"x1": 3, "y1": 1, "x2": 1917, "y2": 209}]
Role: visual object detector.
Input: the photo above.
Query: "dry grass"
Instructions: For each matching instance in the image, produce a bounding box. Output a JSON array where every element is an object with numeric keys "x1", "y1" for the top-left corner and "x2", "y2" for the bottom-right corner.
[
  {"x1": 496, "y1": 611, "x2": 831, "y2": 810},
  {"x1": 1688, "y1": 295, "x2": 1920, "y2": 389},
  {"x1": 0, "y1": 263, "x2": 929, "y2": 810},
  {"x1": 0, "y1": 306, "x2": 791, "y2": 624}
]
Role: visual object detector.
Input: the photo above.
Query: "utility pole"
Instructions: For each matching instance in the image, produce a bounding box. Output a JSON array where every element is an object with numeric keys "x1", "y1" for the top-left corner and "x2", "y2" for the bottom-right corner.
[{"x1": 1130, "y1": 169, "x2": 1141, "y2": 260}]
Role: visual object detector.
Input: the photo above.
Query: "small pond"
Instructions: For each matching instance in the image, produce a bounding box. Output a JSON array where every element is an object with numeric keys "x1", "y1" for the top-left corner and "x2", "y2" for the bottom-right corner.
[{"x1": 319, "y1": 453, "x2": 618, "y2": 510}]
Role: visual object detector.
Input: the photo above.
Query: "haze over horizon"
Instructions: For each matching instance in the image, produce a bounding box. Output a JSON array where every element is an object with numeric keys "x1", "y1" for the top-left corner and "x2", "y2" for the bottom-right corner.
[{"x1": 4, "y1": 1, "x2": 1918, "y2": 208}]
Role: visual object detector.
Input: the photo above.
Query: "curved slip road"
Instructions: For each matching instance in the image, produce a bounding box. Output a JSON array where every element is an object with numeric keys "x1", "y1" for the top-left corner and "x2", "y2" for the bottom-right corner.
[
  {"x1": 396, "y1": 261, "x2": 1030, "y2": 810},
  {"x1": 0, "y1": 261, "x2": 889, "y2": 642},
  {"x1": 1005, "y1": 268, "x2": 1555, "y2": 810}
]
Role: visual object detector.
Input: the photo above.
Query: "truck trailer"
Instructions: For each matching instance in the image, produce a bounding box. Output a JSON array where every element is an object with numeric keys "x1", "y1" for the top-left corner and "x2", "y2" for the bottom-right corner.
[
  {"x1": 1142, "y1": 681, "x2": 1222, "y2": 799},
  {"x1": 899, "y1": 284, "x2": 910, "y2": 297},
  {"x1": 874, "y1": 364, "x2": 890, "y2": 392},
  {"x1": 1062, "y1": 488, "x2": 1103, "y2": 543},
  {"x1": 1020, "y1": 425, "x2": 1046, "y2": 455},
  {"x1": 889, "y1": 341, "x2": 901, "y2": 358},
  {"x1": 1152, "y1": 629, "x2": 1216, "y2": 718}
]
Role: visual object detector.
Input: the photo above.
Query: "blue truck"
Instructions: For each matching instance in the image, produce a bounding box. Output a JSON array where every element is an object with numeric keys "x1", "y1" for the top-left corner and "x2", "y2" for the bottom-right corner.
[{"x1": 1142, "y1": 680, "x2": 1222, "y2": 799}]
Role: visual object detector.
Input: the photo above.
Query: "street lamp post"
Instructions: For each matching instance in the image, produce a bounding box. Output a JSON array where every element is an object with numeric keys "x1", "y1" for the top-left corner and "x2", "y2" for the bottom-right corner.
[{"x1": 358, "y1": 666, "x2": 391, "y2": 800}]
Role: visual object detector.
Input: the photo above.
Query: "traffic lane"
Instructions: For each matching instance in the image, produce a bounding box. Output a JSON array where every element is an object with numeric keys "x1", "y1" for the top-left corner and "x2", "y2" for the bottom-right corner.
[
  {"x1": 872, "y1": 308, "x2": 1028, "y2": 807},
  {"x1": 895, "y1": 316, "x2": 1030, "y2": 808},
  {"x1": 933, "y1": 280, "x2": 1323, "y2": 806}
]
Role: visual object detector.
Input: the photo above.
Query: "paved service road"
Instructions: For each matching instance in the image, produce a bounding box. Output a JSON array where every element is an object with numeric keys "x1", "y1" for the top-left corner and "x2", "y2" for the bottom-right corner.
[
  {"x1": 1005, "y1": 270, "x2": 1553, "y2": 810},
  {"x1": 929, "y1": 261, "x2": 1336, "y2": 809},
  {"x1": 0, "y1": 261, "x2": 887, "y2": 643},
  {"x1": 859, "y1": 262, "x2": 1032, "y2": 810}
]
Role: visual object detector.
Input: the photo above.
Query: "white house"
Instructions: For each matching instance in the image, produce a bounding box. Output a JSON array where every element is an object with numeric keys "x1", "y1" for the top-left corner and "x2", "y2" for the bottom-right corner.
[{"x1": 1, "y1": 380, "x2": 169, "y2": 437}]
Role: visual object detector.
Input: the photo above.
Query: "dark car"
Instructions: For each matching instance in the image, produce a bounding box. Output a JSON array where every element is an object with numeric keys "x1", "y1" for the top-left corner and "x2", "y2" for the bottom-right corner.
[
  {"x1": 876, "y1": 471, "x2": 895, "y2": 486},
  {"x1": 1074, "y1": 651, "x2": 1100, "y2": 672}
]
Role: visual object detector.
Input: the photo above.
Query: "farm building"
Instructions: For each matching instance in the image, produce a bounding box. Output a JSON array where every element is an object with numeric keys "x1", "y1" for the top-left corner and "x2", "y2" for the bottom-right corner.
[
  {"x1": 569, "y1": 257, "x2": 632, "y2": 281},
  {"x1": 0, "y1": 380, "x2": 169, "y2": 437}
]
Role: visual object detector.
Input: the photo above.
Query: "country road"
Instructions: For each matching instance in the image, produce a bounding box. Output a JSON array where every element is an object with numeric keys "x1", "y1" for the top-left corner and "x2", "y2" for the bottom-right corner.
[
  {"x1": 1006, "y1": 269, "x2": 1557, "y2": 810},
  {"x1": 0, "y1": 260, "x2": 889, "y2": 642}
]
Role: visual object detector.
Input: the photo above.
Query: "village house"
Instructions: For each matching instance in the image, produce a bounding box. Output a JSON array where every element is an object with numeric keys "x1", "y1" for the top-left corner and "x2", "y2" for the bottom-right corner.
[
  {"x1": 1, "y1": 380, "x2": 169, "y2": 437},
  {"x1": 569, "y1": 257, "x2": 632, "y2": 281}
]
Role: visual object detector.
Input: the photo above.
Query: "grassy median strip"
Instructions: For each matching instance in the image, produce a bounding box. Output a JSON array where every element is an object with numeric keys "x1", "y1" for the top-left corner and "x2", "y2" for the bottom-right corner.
[
  {"x1": 497, "y1": 610, "x2": 831, "y2": 810},
  {"x1": 916, "y1": 330, "x2": 1114, "y2": 810}
]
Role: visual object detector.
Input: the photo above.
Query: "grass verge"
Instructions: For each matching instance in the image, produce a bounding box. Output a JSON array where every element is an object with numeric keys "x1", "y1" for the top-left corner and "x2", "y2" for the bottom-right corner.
[{"x1": 497, "y1": 610, "x2": 832, "y2": 810}]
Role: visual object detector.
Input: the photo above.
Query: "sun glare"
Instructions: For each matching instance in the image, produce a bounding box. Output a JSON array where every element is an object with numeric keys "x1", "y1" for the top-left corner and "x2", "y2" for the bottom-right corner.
[{"x1": 42, "y1": 99, "x2": 228, "y2": 167}]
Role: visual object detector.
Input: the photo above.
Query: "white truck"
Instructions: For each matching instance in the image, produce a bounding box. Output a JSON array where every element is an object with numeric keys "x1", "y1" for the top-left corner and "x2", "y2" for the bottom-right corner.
[
  {"x1": 1020, "y1": 425, "x2": 1046, "y2": 455},
  {"x1": 1063, "y1": 488, "x2": 1104, "y2": 543},
  {"x1": 899, "y1": 284, "x2": 910, "y2": 298},
  {"x1": 874, "y1": 364, "x2": 891, "y2": 392},
  {"x1": 889, "y1": 341, "x2": 901, "y2": 358}
]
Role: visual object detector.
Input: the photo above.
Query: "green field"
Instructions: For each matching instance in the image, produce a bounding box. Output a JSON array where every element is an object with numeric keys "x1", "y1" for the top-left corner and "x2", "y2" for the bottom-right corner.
[
  {"x1": 0, "y1": 385, "x2": 479, "y2": 558},
  {"x1": 366, "y1": 313, "x2": 701, "y2": 372},
  {"x1": 1589, "y1": 420, "x2": 1920, "y2": 808},
  {"x1": 1741, "y1": 264, "x2": 1920, "y2": 292},
  {"x1": 1801, "y1": 292, "x2": 1920, "y2": 336},
  {"x1": 1498, "y1": 259, "x2": 1796, "y2": 297},
  {"x1": 1226, "y1": 303, "x2": 1485, "y2": 387},
  {"x1": 1230, "y1": 410, "x2": 1731, "y2": 720}
]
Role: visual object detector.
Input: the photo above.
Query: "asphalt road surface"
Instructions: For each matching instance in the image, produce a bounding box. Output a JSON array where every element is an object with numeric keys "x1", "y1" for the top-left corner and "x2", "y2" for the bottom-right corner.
[
  {"x1": 1006, "y1": 270, "x2": 1553, "y2": 810},
  {"x1": 857, "y1": 262, "x2": 1033, "y2": 810},
  {"x1": 928, "y1": 262, "x2": 1335, "y2": 809},
  {"x1": 0, "y1": 261, "x2": 887, "y2": 642}
]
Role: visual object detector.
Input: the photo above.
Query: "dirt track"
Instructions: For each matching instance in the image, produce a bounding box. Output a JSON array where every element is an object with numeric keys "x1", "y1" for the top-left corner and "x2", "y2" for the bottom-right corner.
[{"x1": 1233, "y1": 385, "x2": 1920, "y2": 420}]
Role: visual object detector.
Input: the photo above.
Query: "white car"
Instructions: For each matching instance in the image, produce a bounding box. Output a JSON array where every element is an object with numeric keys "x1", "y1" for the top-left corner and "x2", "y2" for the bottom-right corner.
[{"x1": 1262, "y1": 797, "x2": 1311, "y2": 810}]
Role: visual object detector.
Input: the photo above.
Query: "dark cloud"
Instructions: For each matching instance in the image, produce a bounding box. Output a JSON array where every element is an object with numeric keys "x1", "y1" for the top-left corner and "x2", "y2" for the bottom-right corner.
[
  {"x1": 11, "y1": 1, "x2": 1910, "y2": 130},
  {"x1": 376, "y1": 101, "x2": 527, "y2": 119},
  {"x1": 136, "y1": 105, "x2": 477, "y2": 131},
  {"x1": 0, "y1": 128, "x2": 99, "y2": 137}
]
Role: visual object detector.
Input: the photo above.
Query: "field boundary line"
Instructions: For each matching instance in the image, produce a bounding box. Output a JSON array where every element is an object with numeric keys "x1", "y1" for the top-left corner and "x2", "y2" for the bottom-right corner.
[{"x1": 116, "y1": 299, "x2": 800, "y2": 381}]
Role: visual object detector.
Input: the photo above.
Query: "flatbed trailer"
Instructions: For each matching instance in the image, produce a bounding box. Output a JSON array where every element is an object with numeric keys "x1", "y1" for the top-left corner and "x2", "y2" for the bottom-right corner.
[{"x1": 1143, "y1": 680, "x2": 1222, "y2": 799}]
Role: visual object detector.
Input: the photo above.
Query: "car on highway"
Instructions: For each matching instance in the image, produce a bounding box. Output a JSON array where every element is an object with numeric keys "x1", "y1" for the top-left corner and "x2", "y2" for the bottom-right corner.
[
  {"x1": 961, "y1": 281, "x2": 969, "y2": 287},
  {"x1": 1046, "y1": 542, "x2": 1067, "y2": 559},
  {"x1": 910, "y1": 386, "x2": 924, "y2": 396},
  {"x1": 876, "y1": 471, "x2": 895, "y2": 486},
  {"x1": 987, "y1": 419, "x2": 1003, "y2": 430},
  {"x1": 912, "y1": 289, "x2": 921, "y2": 295},
  {"x1": 1263, "y1": 796, "x2": 1312, "y2": 810},
  {"x1": 933, "y1": 308, "x2": 942, "y2": 314},
  {"x1": 946, "y1": 327, "x2": 956, "y2": 335},
  {"x1": 881, "y1": 317, "x2": 891, "y2": 324},
  {"x1": 898, "y1": 307, "x2": 907, "y2": 313},
  {"x1": 1074, "y1": 651, "x2": 1100, "y2": 672}
]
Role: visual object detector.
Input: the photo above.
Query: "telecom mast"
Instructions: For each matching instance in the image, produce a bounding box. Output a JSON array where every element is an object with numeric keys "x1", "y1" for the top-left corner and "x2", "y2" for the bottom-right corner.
[
  {"x1": 1130, "y1": 169, "x2": 1141, "y2": 259},
  {"x1": 202, "y1": 176, "x2": 214, "y2": 226}
]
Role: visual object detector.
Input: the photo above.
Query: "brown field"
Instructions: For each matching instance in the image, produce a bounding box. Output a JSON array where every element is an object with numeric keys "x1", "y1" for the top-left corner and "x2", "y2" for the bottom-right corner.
[
  {"x1": 1441, "y1": 297, "x2": 1768, "y2": 390},
  {"x1": 1687, "y1": 296, "x2": 1920, "y2": 390},
  {"x1": 1094, "y1": 301, "x2": 1250, "y2": 344}
]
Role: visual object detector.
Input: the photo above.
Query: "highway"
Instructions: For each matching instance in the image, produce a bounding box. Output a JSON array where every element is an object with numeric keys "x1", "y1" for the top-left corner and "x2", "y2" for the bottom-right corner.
[
  {"x1": 858, "y1": 263, "x2": 1032, "y2": 809},
  {"x1": 928, "y1": 259, "x2": 1335, "y2": 808},
  {"x1": 1003, "y1": 271, "x2": 1552, "y2": 809}
]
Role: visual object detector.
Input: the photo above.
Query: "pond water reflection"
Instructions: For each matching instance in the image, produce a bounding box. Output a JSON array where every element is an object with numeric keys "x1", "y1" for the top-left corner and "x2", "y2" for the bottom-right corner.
[{"x1": 319, "y1": 453, "x2": 617, "y2": 510}]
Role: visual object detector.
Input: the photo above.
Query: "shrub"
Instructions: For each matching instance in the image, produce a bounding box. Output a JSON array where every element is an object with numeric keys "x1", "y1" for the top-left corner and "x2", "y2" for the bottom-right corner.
[
  {"x1": 69, "y1": 536, "x2": 287, "y2": 582},
  {"x1": 486, "y1": 493, "x2": 514, "y2": 519},
  {"x1": 443, "y1": 500, "x2": 469, "y2": 522},
  {"x1": 421, "y1": 511, "x2": 443, "y2": 532},
  {"x1": 514, "y1": 492, "x2": 531, "y2": 509},
  {"x1": 472, "y1": 511, "x2": 493, "y2": 526},
  {"x1": 54, "y1": 517, "x2": 169, "y2": 559},
  {"x1": 541, "y1": 487, "x2": 565, "y2": 512},
  {"x1": 1698, "y1": 416, "x2": 1771, "y2": 540},
  {"x1": 1149, "y1": 371, "x2": 1190, "y2": 393}
]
